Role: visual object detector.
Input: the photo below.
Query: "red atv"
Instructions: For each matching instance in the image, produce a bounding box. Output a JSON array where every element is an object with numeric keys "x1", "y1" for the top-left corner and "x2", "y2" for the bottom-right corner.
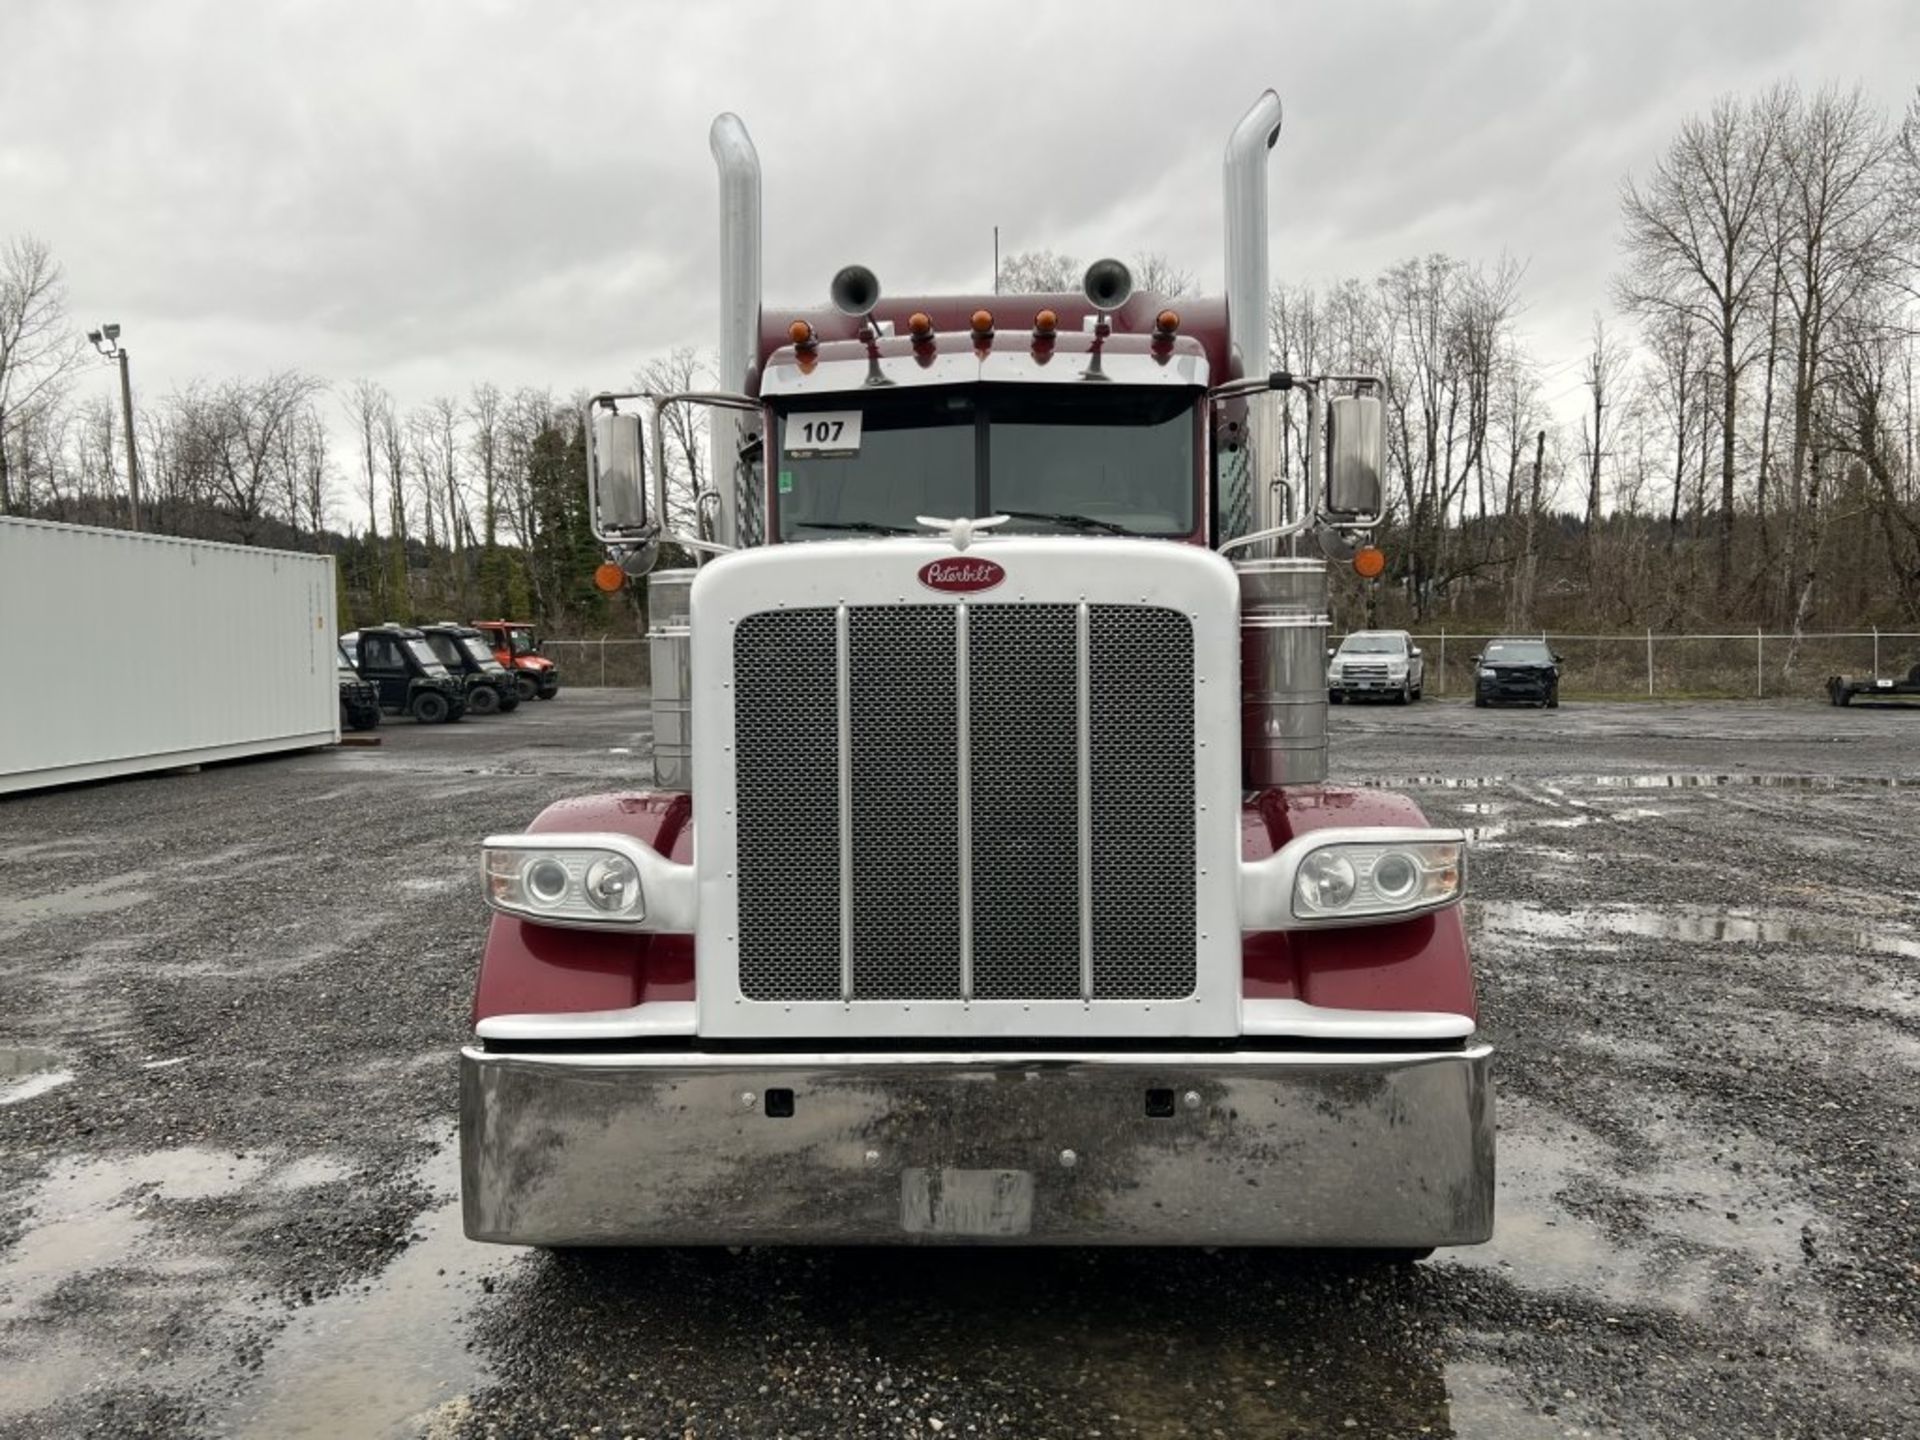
[{"x1": 470, "y1": 621, "x2": 560, "y2": 702}]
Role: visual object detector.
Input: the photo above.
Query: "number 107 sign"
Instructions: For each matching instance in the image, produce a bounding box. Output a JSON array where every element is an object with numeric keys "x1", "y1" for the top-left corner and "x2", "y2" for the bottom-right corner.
[{"x1": 785, "y1": 411, "x2": 862, "y2": 458}]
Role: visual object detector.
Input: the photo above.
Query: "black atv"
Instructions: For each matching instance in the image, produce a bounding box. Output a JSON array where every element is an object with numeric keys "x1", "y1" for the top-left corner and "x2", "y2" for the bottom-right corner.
[
  {"x1": 337, "y1": 644, "x2": 382, "y2": 731},
  {"x1": 420, "y1": 623, "x2": 522, "y2": 717},
  {"x1": 344, "y1": 626, "x2": 468, "y2": 723}
]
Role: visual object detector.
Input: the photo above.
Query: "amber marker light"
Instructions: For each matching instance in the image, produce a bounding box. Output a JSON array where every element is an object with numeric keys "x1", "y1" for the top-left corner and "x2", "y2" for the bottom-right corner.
[
  {"x1": 1033, "y1": 308, "x2": 1058, "y2": 336},
  {"x1": 593, "y1": 562, "x2": 626, "y2": 594},
  {"x1": 1155, "y1": 309, "x2": 1180, "y2": 335},
  {"x1": 908, "y1": 312, "x2": 933, "y2": 339},
  {"x1": 971, "y1": 309, "x2": 994, "y2": 338},
  {"x1": 788, "y1": 319, "x2": 816, "y2": 347},
  {"x1": 1353, "y1": 545, "x2": 1387, "y2": 579}
]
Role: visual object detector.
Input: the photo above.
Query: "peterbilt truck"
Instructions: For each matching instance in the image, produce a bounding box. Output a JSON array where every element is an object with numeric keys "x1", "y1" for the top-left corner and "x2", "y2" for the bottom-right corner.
[{"x1": 460, "y1": 91, "x2": 1492, "y2": 1253}]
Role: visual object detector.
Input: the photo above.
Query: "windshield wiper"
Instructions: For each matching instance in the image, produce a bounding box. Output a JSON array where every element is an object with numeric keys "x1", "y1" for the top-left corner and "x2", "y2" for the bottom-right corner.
[
  {"x1": 995, "y1": 509, "x2": 1133, "y2": 535},
  {"x1": 794, "y1": 520, "x2": 913, "y2": 536}
]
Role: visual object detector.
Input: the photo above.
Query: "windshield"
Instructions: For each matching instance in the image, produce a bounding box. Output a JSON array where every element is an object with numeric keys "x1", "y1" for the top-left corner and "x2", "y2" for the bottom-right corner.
[
  {"x1": 508, "y1": 627, "x2": 538, "y2": 655},
  {"x1": 461, "y1": 637, "x2": 500, "y2": 667},
  {"x1": 775, "y1": 385, "x2": 1197, "y2": 541},
  {"x1": 1338, "y1": 634, "x2": 1406, "y2": 655},
  {"x1": 1484, "y1": 641, "x2": 1553, "y2": 664},
  {"x1": 338, "y1": 640, "x2": 358, "y2": 667},
  {"x1": 406, "y1": 639, "x2": 449, "y2": 673},
  {"x1": 426, "y1": 634, "x2": 464, "y2": 668}
]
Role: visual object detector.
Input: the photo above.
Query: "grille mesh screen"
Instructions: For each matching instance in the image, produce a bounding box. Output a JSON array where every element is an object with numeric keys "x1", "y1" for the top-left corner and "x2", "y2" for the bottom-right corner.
[
  {"x1": 849, "y1": 607, "x2": 961, "y2": 998},
  {"x1": 733, "y1": 609, "x2": 841, "y2": 1000},
  {"x1": 1089, "y1": 607, "x2": 1197, "y2": 998},
  {"x1": 968, "y1": 605, "x2": 1082, "y2": 1000},
  {"x1": 731, "y1": 601, "x2": 1195, "y2": 1006}
]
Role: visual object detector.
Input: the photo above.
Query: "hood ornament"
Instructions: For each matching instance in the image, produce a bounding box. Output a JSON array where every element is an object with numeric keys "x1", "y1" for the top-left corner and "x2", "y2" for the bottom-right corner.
[{"x1": 915, "y1": 513, "x2": 1008, "y2": 552}]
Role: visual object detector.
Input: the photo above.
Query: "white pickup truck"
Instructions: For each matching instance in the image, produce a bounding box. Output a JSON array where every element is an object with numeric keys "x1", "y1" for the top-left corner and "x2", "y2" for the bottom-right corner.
[{"x1": 1328, "y1": 630, "x2": 1424, "y2": 704}]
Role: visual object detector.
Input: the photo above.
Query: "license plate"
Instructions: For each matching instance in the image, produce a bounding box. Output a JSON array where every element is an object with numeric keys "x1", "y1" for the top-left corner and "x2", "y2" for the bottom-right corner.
[{"x1": 899, "y1": 1168, "x2": 1034, "y2": 1236}]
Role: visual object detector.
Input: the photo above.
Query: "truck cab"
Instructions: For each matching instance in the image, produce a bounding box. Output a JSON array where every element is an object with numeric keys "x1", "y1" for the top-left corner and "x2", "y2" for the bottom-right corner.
[
  {"x1": 421, "y1": 623, "x2": 521, "y2": 716},
  {"x1": 470, "y1": 621, "x2": 559, "y2": 702},
  {"x1": 459, "y1": 93, "x2": 1490, "y2": 1254},
  {"x1": 344, "y1": 625, "x2": 468, "y2": 724}
]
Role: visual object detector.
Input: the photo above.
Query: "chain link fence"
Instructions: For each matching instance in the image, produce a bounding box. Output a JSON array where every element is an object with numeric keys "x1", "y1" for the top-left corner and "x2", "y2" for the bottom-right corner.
[
  {"x1": 1344, "y1": 630, "x2": 1920, "y2": 700},
  {"x1": 544, "y1": 630, "x2": 1920, "y2": 699},
  {"x1": 541, "y1": 638, "x2": 651, "y2": 689}
]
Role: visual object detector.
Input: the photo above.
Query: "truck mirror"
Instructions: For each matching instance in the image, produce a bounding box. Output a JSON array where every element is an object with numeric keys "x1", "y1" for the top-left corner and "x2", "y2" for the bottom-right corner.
[
  {"x1": 591, "y1": 410, "x2": 648, "y2": 533},
  {"x1": 1326, "y1": 393, "x2": 1384, "y2": 519},
  {"x1": 1411, "y1": 646, "x2": 1423, "y2": 657}
]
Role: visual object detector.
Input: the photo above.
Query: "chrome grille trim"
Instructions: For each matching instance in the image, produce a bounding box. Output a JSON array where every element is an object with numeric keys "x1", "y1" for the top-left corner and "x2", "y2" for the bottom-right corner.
[
  {"x1": 697, "y1": 536, "x2": 1244, "y2": 1041},
  {"x1": 1075, "y1": 600, "x2": 1094, "y2": 1003},
  {"x1": 835, "y1": 603, "x2": 854, "y2": 1001},
  {"x1": 955, "y1": 603, "x2": 973, "y2": 1002}
]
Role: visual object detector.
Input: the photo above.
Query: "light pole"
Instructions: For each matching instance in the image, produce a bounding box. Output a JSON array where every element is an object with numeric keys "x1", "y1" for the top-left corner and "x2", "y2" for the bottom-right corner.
[{"x1": 87, "y1": 323, "x2": 141, "y2": 532}]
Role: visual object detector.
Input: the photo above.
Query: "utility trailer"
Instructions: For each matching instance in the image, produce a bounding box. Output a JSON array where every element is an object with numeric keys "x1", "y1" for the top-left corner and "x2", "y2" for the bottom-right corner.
[
  {"x1": 1827, "y1": 664, "x2": 1920, "y2": 705},
  {"x1": 0, "y1": 517, "x2": 337, "y2": 794},
  {"x1": 458, "y1": 91, "x2": 1492, "y2": 1254}
]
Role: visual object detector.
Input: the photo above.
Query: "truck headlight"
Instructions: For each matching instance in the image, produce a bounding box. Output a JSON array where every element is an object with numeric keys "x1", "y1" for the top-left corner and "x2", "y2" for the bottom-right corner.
[
  {"x1": 1478, "y1": 667, "x2": 1495, "y2": 678},
  {"x1": 1239, "y1": 826, "x2": 1467, "y2": 930},
  {"x1": 484, "y1": 835, "x2": 650, "y2": 927}
]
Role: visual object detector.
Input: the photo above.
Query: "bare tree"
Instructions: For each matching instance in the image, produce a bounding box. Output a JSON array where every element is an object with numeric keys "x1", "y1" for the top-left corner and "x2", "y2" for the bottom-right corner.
[
  {"x1": 0, "y1": 236, "x2": 89, "y2": 514},
  {"x1": 637, "y1": 348, "x2": 710, "y2": 536},
  {"x1": 1770, "y1": 84, "x2": 1906, "y2": 622},
  {"x1": 200, "y1": 371, "x2": 324, "y2": 544},
  {"x1": 1617, "y1": 91, "x2": 1783, "y2": 596},
  {"x1": 996, "y1": 249, "x2": 1079, "y2": 293},
  {"x1": 1131, "y1": 252, "x2": 1193, "y2": 299}
]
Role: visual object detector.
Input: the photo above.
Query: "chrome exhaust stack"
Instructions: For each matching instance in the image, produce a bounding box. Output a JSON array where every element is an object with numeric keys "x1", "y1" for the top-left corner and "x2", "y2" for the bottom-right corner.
[
  {"x1": 710, "y1": 113, "x2": 761, "y2": 549},
  {"x1": 1224, "y1": 90, "x2": 1326, "y2": 787}
]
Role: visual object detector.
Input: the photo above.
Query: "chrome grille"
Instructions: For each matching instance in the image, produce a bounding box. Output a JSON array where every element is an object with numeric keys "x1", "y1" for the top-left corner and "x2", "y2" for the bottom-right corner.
[{"x1": 732, "y1": 602, "x2": 1196, "y2": 1004}]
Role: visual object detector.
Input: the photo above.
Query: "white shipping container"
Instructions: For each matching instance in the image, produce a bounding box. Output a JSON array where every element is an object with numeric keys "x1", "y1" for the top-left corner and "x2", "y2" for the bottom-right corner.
[{"x1": 0, "y1": 518, "x2": 339, "y2": 794}]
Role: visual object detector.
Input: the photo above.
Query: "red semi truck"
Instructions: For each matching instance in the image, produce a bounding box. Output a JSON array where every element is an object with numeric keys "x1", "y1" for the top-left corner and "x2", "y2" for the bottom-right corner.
[{"x1": 459, "y1": 91, "x2": 1492, "y2": 1252}]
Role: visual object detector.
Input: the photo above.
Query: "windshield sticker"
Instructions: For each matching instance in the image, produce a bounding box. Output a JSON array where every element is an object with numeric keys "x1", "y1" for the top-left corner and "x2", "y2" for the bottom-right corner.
[
  {"x1": 785, "y1": 411, "x2": 862, "y2": 458},
  {"x1": 778, "y1": 469, "x2": 794, "y2": 494}
]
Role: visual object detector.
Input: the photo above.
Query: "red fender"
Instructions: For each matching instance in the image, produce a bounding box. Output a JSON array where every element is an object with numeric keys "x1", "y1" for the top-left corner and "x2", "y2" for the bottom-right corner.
[
  {"x1": 470, "y1": 791, "x2": 695, "y2": 1023},
  {"x1": 473, "y1": 785, "x2": 1477, "y2": 1024},
  {"x1": 1240, "y1": 787, "x2": 1478, "y2": 1019}
]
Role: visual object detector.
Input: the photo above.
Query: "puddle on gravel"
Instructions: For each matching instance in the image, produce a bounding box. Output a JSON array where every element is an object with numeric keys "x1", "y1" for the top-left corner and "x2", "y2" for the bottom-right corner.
[
  {"x1": 0, "y1": 1044, "x2": 73, "y2": 1105},
  {"x1": 1584, "y1": 772, "x2": 1907, "y2": 789},
  {"x1": 1448, "y1": 1098, "x2": 1820, "y2": 1323},
  {"x1": 0, "y1": 1136, "x2": 510, "y2": 1434},
  {"x1": 0, "y1": 872, "x2": 156, "y2": 937},
  {"x1": 211, "y1": 1139, "x2": 514, "y2": 1440},
  {"x1": 1361, "y1": 772, "x2": 1908, "y2": 791},
  {"x1": 1476, "y1": 900, "x2": 1920, "y2": 960}
]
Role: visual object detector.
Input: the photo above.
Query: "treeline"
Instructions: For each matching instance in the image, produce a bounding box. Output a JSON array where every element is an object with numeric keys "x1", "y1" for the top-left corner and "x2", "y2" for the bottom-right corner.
[
  {"x1": 1283, "y1": 81, "x2": 1920, "y2": 634},
  {"x1": 3, "y1": 81, "x2": 1917, "y2": 640}
]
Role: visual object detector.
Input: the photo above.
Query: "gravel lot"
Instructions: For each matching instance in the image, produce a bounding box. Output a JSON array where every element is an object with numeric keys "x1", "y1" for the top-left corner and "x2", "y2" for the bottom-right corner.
[{"x1": 2, "y1": 691, "x2": 1918, "y2": 1438}]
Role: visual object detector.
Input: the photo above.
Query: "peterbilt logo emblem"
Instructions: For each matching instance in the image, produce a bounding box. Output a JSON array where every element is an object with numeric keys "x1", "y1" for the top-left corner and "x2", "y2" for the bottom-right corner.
[{"x1": 918, "y1": 559, "x2": 1005, "y2": 593}]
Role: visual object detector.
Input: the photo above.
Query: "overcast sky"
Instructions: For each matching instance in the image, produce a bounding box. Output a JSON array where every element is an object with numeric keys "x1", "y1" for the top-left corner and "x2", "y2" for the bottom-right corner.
[{"x1": 6, "y1": 0, "x2": 1916, "y2": 447}]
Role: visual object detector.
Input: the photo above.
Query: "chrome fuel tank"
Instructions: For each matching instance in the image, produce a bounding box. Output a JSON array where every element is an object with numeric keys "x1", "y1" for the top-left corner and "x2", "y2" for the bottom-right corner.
[{"x1": 1237, "y1": 557, "x2": 1329, "y2": 787}]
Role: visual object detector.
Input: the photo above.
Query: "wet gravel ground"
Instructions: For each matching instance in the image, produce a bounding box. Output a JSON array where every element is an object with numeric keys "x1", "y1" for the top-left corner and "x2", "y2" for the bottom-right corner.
[{"x1": 2, "y1": 691, "x2": 1918, "y2": 1438}]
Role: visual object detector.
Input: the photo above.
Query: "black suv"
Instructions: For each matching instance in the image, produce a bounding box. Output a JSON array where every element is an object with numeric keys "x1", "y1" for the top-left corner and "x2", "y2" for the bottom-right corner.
[
  {"x1": 421, "y1": 623, "x2": 521, "y2": 716},
  {"x1": 337, "y1": 644, "x2": 382, "y2": 731},
  {"x1": 344, "y1": 626, "x2": 468, "y2": 723},
  {"x1": 1474, "y1": 637, "x2": 1561, "y2": 708}
]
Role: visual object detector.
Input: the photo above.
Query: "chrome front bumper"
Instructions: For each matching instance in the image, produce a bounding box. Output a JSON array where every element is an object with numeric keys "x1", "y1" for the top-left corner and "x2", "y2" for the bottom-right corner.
[{"x1": 460, "y1": 1043, "x2": 1493, "y2": 1247}]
